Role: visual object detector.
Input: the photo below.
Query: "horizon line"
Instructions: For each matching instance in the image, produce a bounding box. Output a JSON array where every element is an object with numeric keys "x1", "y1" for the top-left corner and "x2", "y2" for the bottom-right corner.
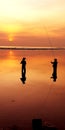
[{"x1": 0, "y1": 46, "x2": 65, "y2": 50}]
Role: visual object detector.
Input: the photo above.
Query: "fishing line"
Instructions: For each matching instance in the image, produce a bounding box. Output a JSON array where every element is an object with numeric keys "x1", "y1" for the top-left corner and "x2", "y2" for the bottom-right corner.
[
  {"x1": 42, "y1": 23, "x2": 57, "y2": 59},
  {"x1": 39, "y1": 24, "x2": 58, "y2": 112}
]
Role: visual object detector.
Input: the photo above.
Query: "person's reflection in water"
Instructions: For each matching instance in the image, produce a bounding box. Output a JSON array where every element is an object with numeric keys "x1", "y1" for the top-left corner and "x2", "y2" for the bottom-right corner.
[
  {"x1": 20, "y1": 57, "x2": 26, "y2": 84},
  {"x1": 51, "y1": 58, "x2": 58, "y2": 82}
]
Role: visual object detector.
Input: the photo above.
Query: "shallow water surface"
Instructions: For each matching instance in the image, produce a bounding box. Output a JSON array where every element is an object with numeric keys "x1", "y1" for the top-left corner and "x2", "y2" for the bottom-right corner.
[{"x1": 0, "y1": 50, "x2": 65, "y2": 130}]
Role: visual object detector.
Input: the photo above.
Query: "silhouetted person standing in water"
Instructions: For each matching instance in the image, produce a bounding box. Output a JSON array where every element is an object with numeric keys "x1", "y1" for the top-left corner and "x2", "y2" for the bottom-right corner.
[
  {"x1": 20, "y1": 57, "x2": 26, "y2": 84},
  {"x1": 51, "y1": 58, "x2": 58, "y2": 82}
]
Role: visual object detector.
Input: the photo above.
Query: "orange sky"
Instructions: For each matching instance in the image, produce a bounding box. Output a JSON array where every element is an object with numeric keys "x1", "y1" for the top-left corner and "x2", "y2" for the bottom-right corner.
[{"x1": 0, "y1": 0, "x2": 65, "y2": 46}]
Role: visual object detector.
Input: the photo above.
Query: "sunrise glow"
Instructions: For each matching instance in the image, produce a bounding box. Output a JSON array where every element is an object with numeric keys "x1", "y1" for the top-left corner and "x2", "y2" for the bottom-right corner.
[{"x1": 0, "y1": 0, "x2": 65, "y2": 46}]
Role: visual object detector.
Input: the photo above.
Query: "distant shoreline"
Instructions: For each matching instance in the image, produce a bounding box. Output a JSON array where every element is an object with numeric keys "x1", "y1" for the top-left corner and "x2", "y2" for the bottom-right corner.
[{"x1": 0, "y1": 46, "x2": 65, "y2": 50}]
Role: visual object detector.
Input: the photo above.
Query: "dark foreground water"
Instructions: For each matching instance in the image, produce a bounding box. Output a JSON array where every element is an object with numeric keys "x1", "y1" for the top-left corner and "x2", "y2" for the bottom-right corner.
[{"x1": 0, "y1": 50, "x2": 65, "y2": 130}]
